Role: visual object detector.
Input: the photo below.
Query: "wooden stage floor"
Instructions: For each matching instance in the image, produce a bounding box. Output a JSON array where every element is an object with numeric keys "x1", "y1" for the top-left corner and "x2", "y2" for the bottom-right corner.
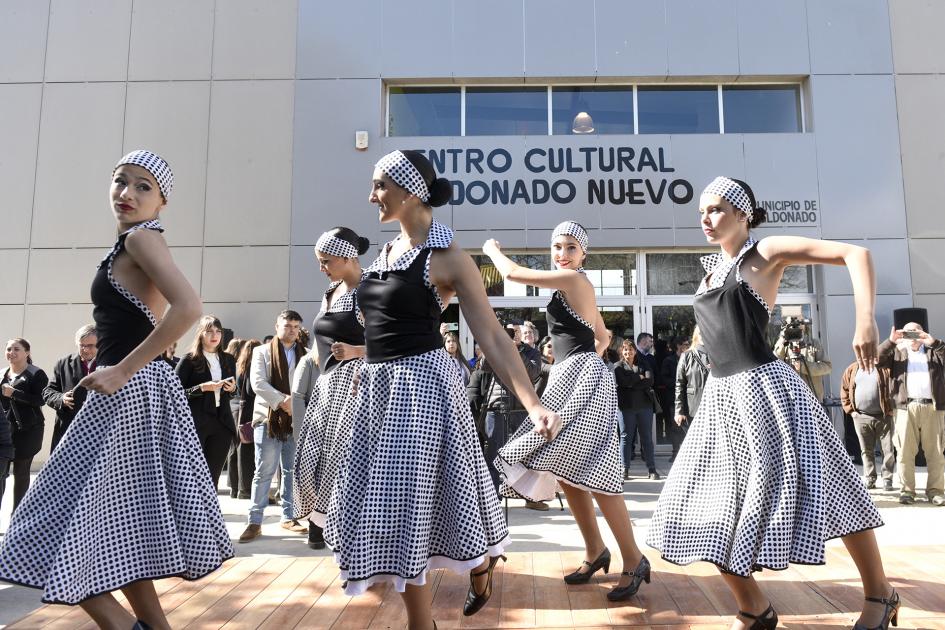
[{"x1": 9, "y1": 546, "x2": 945, "y2": 629}]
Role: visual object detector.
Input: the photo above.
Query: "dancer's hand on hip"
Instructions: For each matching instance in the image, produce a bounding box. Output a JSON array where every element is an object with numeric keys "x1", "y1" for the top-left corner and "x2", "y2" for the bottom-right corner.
[{"x1": 79, "y1": 365, "x2": 132, "y2": 396}]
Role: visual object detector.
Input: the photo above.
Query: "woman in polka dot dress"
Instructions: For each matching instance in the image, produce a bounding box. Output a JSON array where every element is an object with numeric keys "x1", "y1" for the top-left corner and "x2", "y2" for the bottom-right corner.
[
  {"x1": 483, "y1": 221, "x2": 651, "y2": 603},
  {"x1": 292, "y1": 227, "x2": 368, "y2": 550},
  {"x1": 647, "y1": 177, "x2": 897, "y2": 630},
  {"x1": 325, "y1": 150, "x2": 560, "y2": 630},
  {"x1": 0, "y1": 151, "x2": 233, "y2": 630}
]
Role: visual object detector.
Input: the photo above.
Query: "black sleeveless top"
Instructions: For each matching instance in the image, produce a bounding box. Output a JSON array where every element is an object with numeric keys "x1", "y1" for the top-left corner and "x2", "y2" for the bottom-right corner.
[
  {"x1": 693, "y1": 240, "x2": 776, "y2": 378},
  {"x1": 546, "y1": 285, "x2": 596, "y2": 362},
  {"x1": 314, "y1": 281, "x2": 364, "y2": 374},
  {"x1": 91, "y1": 220, "x2": 161, "y2": 366},
  {"x1": 358, "y1": 221, "x2": 452, "y2": 364}
]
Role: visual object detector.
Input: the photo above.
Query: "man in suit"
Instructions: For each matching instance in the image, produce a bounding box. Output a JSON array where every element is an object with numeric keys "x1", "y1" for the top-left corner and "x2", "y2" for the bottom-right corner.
[
  {"x1": 42, "y1": 324, "x2": 97, "y2": 452},
  {"x1": 239, "y1": 310, "x2": 309, "y2": 543}
]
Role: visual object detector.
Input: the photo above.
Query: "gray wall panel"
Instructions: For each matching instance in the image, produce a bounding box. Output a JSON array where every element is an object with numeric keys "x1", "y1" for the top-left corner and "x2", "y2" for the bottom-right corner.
[
  {"x1": 806, "y1": 0, "x2": 893, "y2": 74},
  {"x1": 888, "y1": 0, "x2": 945, "y2": 74},
  {"x1": 666, "y1": 0, "x2": 739, "y2": 76},
  {"x1": 296, "y1": 0, "x2": 381, "y2": 79},
  {"x1": 523, "y1": 0, "x2": 596, "y2": 77},
  {"x1": 595, "y1": 0, "x2": 668, "y2": 78},
  {"x1": 810, "y1": 75, "x2": 905, "y2": 240},
  {"x1": 292, "y1": 79, "x2": 386, "y2": 247},
  {"x1": 896, "y1": 75, "x2": 945, "y2": 238},
  {"x1": 380, "y1": 0, "x2": 452, "y2": 78},
  {"x1": 454, "y1": 0, "x2": 524, "y2": 78},
  {"x1": 821, "y1": 239, "x2": 912, "y2": 296},
  {"x1": 736, "y1": 0, "x2": 810, "y2": 75}
]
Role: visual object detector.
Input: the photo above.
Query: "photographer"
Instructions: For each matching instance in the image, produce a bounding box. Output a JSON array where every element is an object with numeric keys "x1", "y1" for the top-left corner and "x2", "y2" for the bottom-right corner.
[
  {"x1": 877, "y1": 322, "x2": 945, "y2": 505},
  {"x1": 42, "y1": 324, "x2": 97, "y2": 453},
  {"x1": 774, "y1": 317, "x2": 832, "y2": 401},
  {"x1": 471, "y1": 323, "x2": 544, "y2": 509}
]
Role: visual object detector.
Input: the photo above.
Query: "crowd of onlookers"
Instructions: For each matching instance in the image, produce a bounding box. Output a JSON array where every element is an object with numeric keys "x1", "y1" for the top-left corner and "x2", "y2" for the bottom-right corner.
[{"x1": 2, "y1": 314, "x2": 943, "y2": 522}]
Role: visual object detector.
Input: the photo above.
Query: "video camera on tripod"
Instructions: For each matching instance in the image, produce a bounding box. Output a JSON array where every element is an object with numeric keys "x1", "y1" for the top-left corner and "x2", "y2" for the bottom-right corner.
[{"x1": 780, "y1": 316, "x2": 811, "y2": 361}]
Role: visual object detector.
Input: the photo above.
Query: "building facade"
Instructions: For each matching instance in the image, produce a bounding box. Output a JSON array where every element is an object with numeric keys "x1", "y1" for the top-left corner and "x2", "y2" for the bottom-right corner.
[{"x1": 1, "y1": 0, "x2": 944, "y2": 459}]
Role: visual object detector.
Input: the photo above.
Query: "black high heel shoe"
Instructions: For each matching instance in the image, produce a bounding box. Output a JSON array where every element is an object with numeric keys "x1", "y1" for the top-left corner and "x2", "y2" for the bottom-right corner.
[
  {"x1": 853, "y1": 588, "x2": 900, "y2": 630},
  {"x1": 737, "y1": 604, "x2": 778, "y2": 630},
  {"x1": 606, "y1": 554, "x2": 651, "y2": 601},
  {"x1": 463, "y1": 554, "x2": 507, "y2": 616},
  {"x1": 564, "y1": 547, "x2": 611, "y2": 584}
]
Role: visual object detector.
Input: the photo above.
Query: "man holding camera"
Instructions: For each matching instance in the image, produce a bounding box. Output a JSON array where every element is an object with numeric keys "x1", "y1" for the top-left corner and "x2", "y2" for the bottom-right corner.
[
  {"x1": 42, "y1": 324, "x2": 97, "y2": 453},
  {"x1": 877, "y1": 322, "x2": 945, "y2": 506},
  {"x1": 774, "y1": 318, "x2": 832, "y2": 402}
]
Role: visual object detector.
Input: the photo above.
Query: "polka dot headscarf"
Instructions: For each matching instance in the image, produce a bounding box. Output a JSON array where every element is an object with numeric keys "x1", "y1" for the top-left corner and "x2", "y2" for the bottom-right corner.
[
  {"x1": 702, "y1": 176, "x2": 754, "y2": 222},
  {"x1": 315, "y1": 231, "x2": 358, "y2": 259},
  {"x1": 375, "y1": 150, "x2": 430, "y2": 203},
  {"x1": 551, "y1": 220, "x2": 589, "y2": 252},
  {"x1": 114, "y1": 150, "x2": 174, "y2": 200}
]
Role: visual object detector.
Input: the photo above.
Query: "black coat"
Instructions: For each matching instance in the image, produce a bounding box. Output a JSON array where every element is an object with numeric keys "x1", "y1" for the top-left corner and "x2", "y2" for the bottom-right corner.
[
  {"x1": 1, "y1": 364, "x2": 49, "y2": 458},
  {"x1": 613, "y1": 358, "x2": 653, "y2": 410},
  {"x1": 43, "y1": 353, "x2": 91, "y2": 447},
  {"x1": 236, "y1": 372, "x2": 256, "y2": 426},
  {"x1": 0, "y1": 405, "x2": 13, "y2": 460},
  {"x1": 675, "y1": 347, "x2": 710, "y2": 419},
  {"x1": 176, "y1": 353, "x2": 237, "y2": 437}
]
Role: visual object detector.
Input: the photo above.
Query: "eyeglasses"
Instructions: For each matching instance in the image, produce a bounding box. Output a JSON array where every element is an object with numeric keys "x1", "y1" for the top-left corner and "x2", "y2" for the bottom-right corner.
[{"x1": 79, "y1": 343, "x2": 97, "y2": 350}]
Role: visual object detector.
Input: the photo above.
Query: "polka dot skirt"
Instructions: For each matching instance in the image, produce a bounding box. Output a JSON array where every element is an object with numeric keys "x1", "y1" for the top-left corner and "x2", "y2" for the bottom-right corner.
[
  {"x1": 496, "y1": 351, "x2": 623, "y2": 501},
  {"x1": 0, "y1": 360, "x2": 234, "y2": 604},
  {"x1": 292, "y1": 357, "x2": 362, "y2": 527},
  {"x1": 646, "y1": 359, "x2": 883, "y2": 576},
  {"x1": 324, "y1": 348, "x2": 509, "y2": 596}
]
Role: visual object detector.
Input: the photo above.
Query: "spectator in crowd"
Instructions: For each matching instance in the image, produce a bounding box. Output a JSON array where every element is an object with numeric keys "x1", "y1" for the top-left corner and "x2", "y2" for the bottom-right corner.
[
  {"x1": 603, "y1": 329, "x2": 623, "y2": 367},
  {"x1": 774, "y1": 321, "x2": 832, "y2": 402},
  {"x1": 176, "y1": 315, "x2": 238, "y2": 491},
  {"x1": 614, "y1": 340, "x2": 659, "y2": 480},
  {"x1": 877, "y1": 323, "x2": 945, "y2": 505},
  {"x1": 42, "y1": 324, "x2": 97, "y2": 452},
  {"x1": 233, "y1": 339, "x2": 262, "y2": 500},
  {"x1": 162, "y1": 341, "x2": 179, "y2": 367},
  {"x1": 673, "y1": 328, "x2": 709, "y2": 463},
  {"x1": 224, "y1": 338, "x2": 246, "y2": 362},
  {"x1": 443, "y1": 331, "x2": 472, "y2": 385},
  {"x1": 469, "y1": 342, "x2": 482, "y2": 369},
  {"x1": 240, "y1": 310, "x2": 309, "y2": 542},
  {"x1": 1, "y1": 338, "x2": 49, "y2": 511},
  {"x1": 470, "y1": 323, "x2": 545, "y2": 509},
  {"x1": 636, "y1": 333, "x2": 657, "y2": 375},
  {"x1": 662, "y1": 337, "x2": 690, "y2": 461},
  {"x1": 537, "y1": 335, "x2": 554, "y2": 397},
  {"x1": 223, "y1": 338, "x2": 247, "y2": 496},
  {"x1": 521, "y1": 321, "x2": 540, "y2": 349},
  {"x1": 840, "y1": 359, "x2": 895, "y2": 491},
  {"x1": 0, "y1": 404, "x2": 12, "y2": 507}
]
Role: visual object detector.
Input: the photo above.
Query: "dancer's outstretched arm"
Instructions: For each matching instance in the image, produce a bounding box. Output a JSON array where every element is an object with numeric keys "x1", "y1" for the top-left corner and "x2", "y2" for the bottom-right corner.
[{"x1": 757, "y1": 236, "x2": 877, "y2": 369}]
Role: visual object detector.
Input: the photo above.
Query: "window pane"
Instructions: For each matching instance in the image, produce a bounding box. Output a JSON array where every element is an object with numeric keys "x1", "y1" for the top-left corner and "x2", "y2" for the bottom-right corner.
[
  {"x1": 723, "y1": 86, "x2": 801, "y2": 133},
  {"x1": 779, "y1": 265, "x2": 813, "y2": 293},
  {"x1": 551, "y1": 86, "x2": 634, "y2": 135},
  {"x1": 638, "y1": 86, "x2": 719, "y2": 134},
  {"x1": 646, "y1": 253, "x2": 705, "y2": 295},
  {"x1": 584, "y1": 253, "x2": 638, "y2": 296},
  {"x1": 388, "y1": 87, "x2": 460, "y2": 136},
  {"x1": 466, "y1": 87, "x2": 548, "y2": 136},
  {"x1": 472, "y1": 252, "x2": 636, "y2": 297}
]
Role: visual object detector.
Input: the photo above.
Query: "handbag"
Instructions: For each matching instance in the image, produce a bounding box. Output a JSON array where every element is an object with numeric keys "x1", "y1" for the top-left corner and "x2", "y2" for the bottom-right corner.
[
  {"x1": 238, "y1": 421, "x2": 254, "y2": 445},
  {"x1": 646, "y1": 388, "x2": 663, "y2": 416}
]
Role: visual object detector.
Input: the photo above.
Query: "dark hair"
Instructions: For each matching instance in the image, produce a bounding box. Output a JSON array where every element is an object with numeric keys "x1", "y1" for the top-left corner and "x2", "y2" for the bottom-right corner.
[
  {"x1": 7, "y1": 337, "x2": 33, "y2": 364},
  {"x1": 401, "y1": 150, "x2": 452, "y2": 208},
  {"x1": 278, "y1": 309, "x2": 303, "y2": 323},
  {"x1": 326, "y1": 226, "x2": 370, "y2": 256},
  {"x1": 636, "y1": 332, "x2": 652, "y2": 344},
  {"x1": 728, "y1": 178, "x2": 767, "y2": 228},
  {"x1": 183, "y1": 315, "x2": 225, "y2": 374},
  {"x1": 236, "y1": 338, "x2": 262, "y2": 377}
]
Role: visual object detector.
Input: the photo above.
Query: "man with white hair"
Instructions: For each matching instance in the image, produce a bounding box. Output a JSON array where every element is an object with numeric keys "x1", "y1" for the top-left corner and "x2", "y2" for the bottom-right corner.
[
  {"x1": 877, "y1": 322, "x2": 945, "y2": 505},
  {"x1": 42, "y1": 324, "x2": 98, "y2": 452}
]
